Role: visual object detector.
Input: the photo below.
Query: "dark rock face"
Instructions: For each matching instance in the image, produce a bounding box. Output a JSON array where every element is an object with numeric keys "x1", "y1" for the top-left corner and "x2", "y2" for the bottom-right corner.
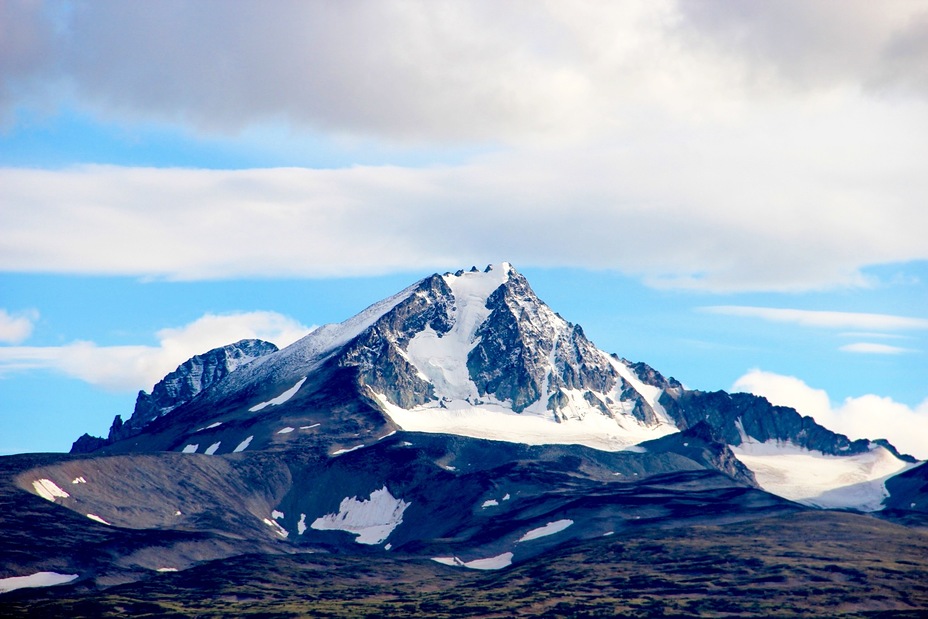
[
  {"x1": 467, "y1": 272, "x2": 621, "y2": 414},
  {"x1": 339, "y1": 275, "x2": 454, "y2": 408},
  {"x1": 665, "y1": 390, "x2": 872, "y2": 456},
  {"x1": 132, "y1": 339, "x2": 279, "y2": 430},
  {"x1": 70, "y1": 339, "x2": 277, "y2": 453}
]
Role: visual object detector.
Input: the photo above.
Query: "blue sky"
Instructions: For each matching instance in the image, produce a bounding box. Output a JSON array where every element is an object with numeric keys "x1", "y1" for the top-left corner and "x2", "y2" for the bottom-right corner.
[{"x1": 1, "y1": 1, "x2": 927, "y2": 457}]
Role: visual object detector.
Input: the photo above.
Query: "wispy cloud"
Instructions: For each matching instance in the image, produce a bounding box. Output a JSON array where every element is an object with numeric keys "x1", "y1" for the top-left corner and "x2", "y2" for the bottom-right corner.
[
  {"x1": 0, "y1": 309, "x2": 38, "y2": 344},
  {"x1": 839, "y1": 342, "x2": 917, "y2": 355},
  {"x1": 733, "y1": 369, "x2": 928, "y2": 459},
  {"x1": 0, "y1": 311, "x2": 313, "y2": 392},
  {"x1": 1, "y1": 155, "x2": 926, "y2": 292},
  {"x1": 702, "y1": 306, "x2": 928, "y2": 331}
]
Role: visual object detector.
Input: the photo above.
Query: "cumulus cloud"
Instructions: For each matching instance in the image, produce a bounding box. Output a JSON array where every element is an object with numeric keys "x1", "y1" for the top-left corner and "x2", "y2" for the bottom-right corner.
[
  {"x1": 702, "y1": 307, "x2": 928, "y2": 331},
  {"x1": 0, "y1": 309, "x2": 38, "y2": 344},
  {"x1": 733, "y1": 369, "x2": 928, "y2": 460},
  {"x1": 0, "y1": 311, "x2": 312, "y2": 392}
]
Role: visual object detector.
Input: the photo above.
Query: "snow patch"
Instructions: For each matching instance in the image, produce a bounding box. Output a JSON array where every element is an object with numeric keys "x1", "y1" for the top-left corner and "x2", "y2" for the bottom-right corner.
[
  {"x1": 87, "y1": 514, "x2": 111, "y2": 526},
  {"x1": 300, "y1": 423, "x2": 321, "y2": 430},
  {"x1": 432, "y1": 552, "x2": 514, "y2": 570},
  {"x1": 233, "y1": 435, "x2": 253, "y2": 452},
  {"x1": 517, "y1": 519, "x2": 574, "y2": 542},
  {"x1": 503, "y1": 493, "x2": 511, "y2": 501},
  {"x1": 0, "y1": 572, "x2": 78, "y2": 594},
  {"x1": 249, "y1": 377, "x2": 307, "y2": 412},
  {"x1": 32, "y1": 479, "x2": 69, "y2": 502},
  {"x1": 375, "y1": 392, "x2": 675, "y2": 452},
  {"x1": 731, "y1": 440, "x2": 915, "y2": 511},
  {"x1": 204, "y1": 441, "x2": 221, "y2": 455},
  {"x1": 156, "y1": 567, "x2": 178, "y2": 573},
  {"x1": 378, "y1": 430, "x2": 397, "y2": 440},
  {"x1": 262, "y1": 517, "x2": 288, "y2": 538},
  {"x1": 481, "y1": 499, "x2": 499, "y2": 508},
  {"x1": 310, "y1": 486, "x2": 410, "y2": 545},
  {"x1": 277, "y1": 427, "x2": 295, "y2": 434},
  {"x1": 196, "y1": 422, "x2": 223, "y2": 432},
  {"x1": 332, "y1": 444, "x2": 365, "y2": 456},
  {"x1": 181, "y1": 444, "x2": 199, "y2": 454},
  {"x1": 272, "y1": 510, "x2": 284, "y2": 520},
  {"x1": 297, "y1": 513, "x2": 307, "y2": 535},
  {"x1": 71, "y1": 476, "x2": 86, "y2": 484}
]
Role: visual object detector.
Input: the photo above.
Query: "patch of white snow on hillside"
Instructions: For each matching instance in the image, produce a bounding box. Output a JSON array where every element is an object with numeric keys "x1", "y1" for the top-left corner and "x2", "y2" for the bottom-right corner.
[
  {"x1": 156, "y1": 567, "x2": 178, "y2": 572},
  {"x1": 297, "y1": 513, "x2": 307, "y2": 535},
  {"x1": 0, "y1": 572, "x2": 78, "y2": 593},
  {"x1": 272, "y1": 510, "x2": 284, "y2": 520},
  {"x1": 482, "y1": 499, "x2": 499, "y2": 508},
  {"x1": 406, "y1": 265, "x2": 511, "y2": 401},
  {"x1": 310, "y1": 486, "x2": 410, "y2": 545},
  {"x1": 731, "y1": 440, "x2": 916, "y2": 511},
  {"x1": 204, "y1": 441, "x2": 221, "y2": 455},
  {"x1": 431, "y1": 552, "x2": 514, "y2": 570},
  {"x1": 432, "y1": 556, "x2": 464, "y2": 567},
  {"x1": 72, "y1": 476, "x2": 86, "y2": 484},
  {"x1": 378, "y1": 430, "x2": 396, "y2": 440},
  {"x1": 233, "y1": 436, "x2": 253, "y2": 452},
  {"x1": 32, "y1": 479, "x2": 69, "y2": 502},
  {"x1": 332, "y1": 444, "x2": 365, "y2": 456},
  {"x1": 262, "y1": 517, "x2": 288, "y2": 538},
  {"x1": 463, "y1": 552, "x2": 514, "y2": 570},
  {"x1": 517, "y1": 519, "x2": 574, "y2": 542},
  {"x1": 374, "y1": 392, "x2": 675, "y2": 452},
  {"x1": 196, "y1": 422, "x2": 222, "y2": 432},
  {"x1": 300, "y1": 423, "x2": 321, "y2": 430},
  {"x1": 181, "y1": 444, "x2": 199, "y2": 454},
  {"x1": 277, "y1": 427, "x2": 295, "y2": 434},
  {"x1": 503, "y1": 493, "x2": 511, "y2": 501},
  {"x1": 249, "y1": 377, "x2": 307, "y2": 412},
  {"x1": 87, "y1": 514, "x2": 111, "y2": 526}
]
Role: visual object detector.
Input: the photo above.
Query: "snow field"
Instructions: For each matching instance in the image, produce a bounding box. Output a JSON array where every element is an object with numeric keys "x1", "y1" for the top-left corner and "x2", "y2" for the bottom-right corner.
[
  {"x1": 310, "y1": 486, "x2": 410, "y2": 545},
  {"x1": 32, "y1": 479, "x2": 69, "y2": 502},
  {"x1": 432, "y1": 552, "x2": 514, "y2": 570},
  {"x1": 517, "y1": 519, "x2": 574, "y2": 542},
  {"x1": 0, "y1": 572, "x2": 79, "y2": 594},
  {"x1": 731, "y1": 439, "x2": 916, "y2": 511},
  {"x1": 249, "y1": 377, "x2": 307, "y2": 412}
]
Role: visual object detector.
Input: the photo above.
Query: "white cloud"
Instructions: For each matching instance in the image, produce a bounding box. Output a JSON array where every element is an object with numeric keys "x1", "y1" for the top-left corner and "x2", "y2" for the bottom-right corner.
[
  {"x1": 0, "y1": 3, "x2": 926, "y2": 292},
  {"x1": 703, "y1": 306, "x2": 928, "y2": 331},
  {"x1": 1, "y1": 149, "x2": 926, "y2": 291},
  {"x1": 0, "y1": 311, "x2": 312, "y2": 392},
  {"x1": 0, "y1": 309, "x2": 38, "y2": 344},
  {"x1": 733, "y1": 369, "x2": 928, "y2": 460},
  {"x1": 4, "y1": 2, "x2": 928, "y2": 141},
  {"x1": 839, "y1": 342, "x2": 917, "y2": 355}
]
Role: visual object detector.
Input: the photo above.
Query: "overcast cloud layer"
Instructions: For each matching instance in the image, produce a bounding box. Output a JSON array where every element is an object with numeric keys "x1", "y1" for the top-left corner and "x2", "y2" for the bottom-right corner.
[{"x1": 2, "y1": 1, "x2": 927, "y2": 291}]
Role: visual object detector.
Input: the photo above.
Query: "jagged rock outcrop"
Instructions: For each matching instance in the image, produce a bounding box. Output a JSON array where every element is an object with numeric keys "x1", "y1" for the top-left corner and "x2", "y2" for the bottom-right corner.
[{"x1": 71, "y1": 339, "x2": 277, "y2": 453}]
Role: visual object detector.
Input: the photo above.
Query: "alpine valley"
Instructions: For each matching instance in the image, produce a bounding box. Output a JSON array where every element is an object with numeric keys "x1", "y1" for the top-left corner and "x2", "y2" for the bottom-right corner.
[{"x1": 2, "y1": 264, "x2": 927, "y2": 618}]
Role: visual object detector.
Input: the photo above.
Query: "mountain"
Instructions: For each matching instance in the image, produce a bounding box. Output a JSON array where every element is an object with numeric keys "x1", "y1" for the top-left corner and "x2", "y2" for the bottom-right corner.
[
  {"x1": 71, "y1": 339, "x2": 279, "y2": 453},
  {"x1": 2, "y1": 263, "x2": 925, "y2": 615}
]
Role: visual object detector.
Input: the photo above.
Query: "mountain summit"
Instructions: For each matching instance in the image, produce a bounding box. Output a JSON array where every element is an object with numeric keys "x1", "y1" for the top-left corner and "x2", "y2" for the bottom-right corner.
[
  {"x1": 2, "y1": 264, "x2": 924, "y2": 599},
  {"x1": 72, "y1": 263, "x2": 916, "y2": 511}
]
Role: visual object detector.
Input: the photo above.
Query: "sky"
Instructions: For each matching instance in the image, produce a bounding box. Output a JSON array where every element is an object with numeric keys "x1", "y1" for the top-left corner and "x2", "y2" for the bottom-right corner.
[{"x1": 1, "y1": 1, "x2": 926, "y2": 458}]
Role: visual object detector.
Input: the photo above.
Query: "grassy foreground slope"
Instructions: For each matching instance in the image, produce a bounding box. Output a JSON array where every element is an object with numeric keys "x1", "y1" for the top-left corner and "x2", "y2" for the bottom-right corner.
[{"x1": 3, "y1": 511, "x2": 927, "y2": 618}]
